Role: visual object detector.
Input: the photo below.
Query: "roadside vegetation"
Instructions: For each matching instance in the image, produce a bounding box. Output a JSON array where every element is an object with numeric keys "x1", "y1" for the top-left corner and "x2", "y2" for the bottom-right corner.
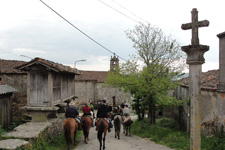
[
  {"x1": 0, "y1": 123, "x2": 83, "y2": 150},
  {"x1": 131, "y1": 117, "x2": 225, "y2": 150},
  {"x1": 45, "y1": 131, "x2": 83, "y2": 150}
]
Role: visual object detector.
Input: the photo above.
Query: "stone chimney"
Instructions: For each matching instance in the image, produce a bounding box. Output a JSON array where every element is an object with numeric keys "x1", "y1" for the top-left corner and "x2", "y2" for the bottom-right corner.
[{"x1": 217, "y1": 32, "x2": 225, "y2": 91}]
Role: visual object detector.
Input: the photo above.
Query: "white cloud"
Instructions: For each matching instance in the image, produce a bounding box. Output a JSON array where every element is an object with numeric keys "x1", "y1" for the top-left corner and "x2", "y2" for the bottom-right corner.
[{"x1": 13, "y1": 48, "x2": 46, "y2": 54}]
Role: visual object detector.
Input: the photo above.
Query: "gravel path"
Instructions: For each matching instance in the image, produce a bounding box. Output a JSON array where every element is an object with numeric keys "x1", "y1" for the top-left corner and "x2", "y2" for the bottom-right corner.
[{"x1": 75, "y1": 115, "x2": 173, "y2": 150}]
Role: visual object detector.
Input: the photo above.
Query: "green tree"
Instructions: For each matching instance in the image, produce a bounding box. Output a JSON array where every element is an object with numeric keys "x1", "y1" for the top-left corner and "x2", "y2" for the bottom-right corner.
[{"x1": 105, "y1": 23, "x2": 185, "y2": 123}]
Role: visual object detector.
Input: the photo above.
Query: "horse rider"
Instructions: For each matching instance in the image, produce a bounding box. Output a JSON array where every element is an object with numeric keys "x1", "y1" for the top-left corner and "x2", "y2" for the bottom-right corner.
[
  {"x1": 65, "y1": 101, "x2": 82, "y2": 130},
  {"x1": 88, "y1": 102, "x2": 95, "y2": 119},
  {"x1": 120, "y1": 103, "x2": 125, "y2": 109},
  {"x1": 82, "y1": 102, "x2": 94, "y2": 127},
  {"x1": 122, "y1": 104, "x2": 131, "y2": 123},
  {"x1": 112, "y1": 102, "x2": 120, "y2": 119},
  {"x1": 123, "y1": 104, "x2": 130, "y2": 116},
  {"x1": 96, "y1": 100, "x2": 113, "y2": 132}
]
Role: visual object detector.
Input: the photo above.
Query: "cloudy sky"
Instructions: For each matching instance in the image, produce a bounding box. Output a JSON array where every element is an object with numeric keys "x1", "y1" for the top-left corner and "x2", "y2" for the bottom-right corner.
[{"x1": 0, "y1": 0, "x2": 224, "y2": 72}]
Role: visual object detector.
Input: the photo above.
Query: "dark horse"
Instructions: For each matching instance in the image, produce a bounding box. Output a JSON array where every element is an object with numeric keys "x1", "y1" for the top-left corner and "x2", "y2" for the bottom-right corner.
[
  {"x1": 122, "y1": 116, "x2": 133, "y2": 136},
  {"x1": 63, "y1": 118, "x2": 78, "y2": 150},
  {"x1": 96, "y1": 118, "x2": 108, "y2": 150},
  {"x1": 81, "y1": 115, "x2": 92, "y2": 144},
  {"x1": 113, "y1": 115, "x2": 122, "y2": 139}
]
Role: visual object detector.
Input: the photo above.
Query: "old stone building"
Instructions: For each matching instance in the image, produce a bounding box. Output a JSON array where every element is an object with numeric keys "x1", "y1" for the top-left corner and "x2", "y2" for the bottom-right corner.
[
  {"x1": 0, "y1": 59, "x2": 27, "y2": 119},
  {"x1": 75, "y1": 55, "x2": 132, "y2": 107}
]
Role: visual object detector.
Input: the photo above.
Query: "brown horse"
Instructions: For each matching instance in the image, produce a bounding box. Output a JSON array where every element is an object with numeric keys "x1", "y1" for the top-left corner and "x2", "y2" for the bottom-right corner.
[
  {"x1": 96, "y1": 118, "x2": 108, "y2": 150},
  {"x1": 113, "y1": 115, "x2": 122, "y2": 139},
  {"x1": 122, "y1": 116, "x2": 133, "y2": 136},
  {"x1": 81, "y1": 115, "x2": 92, "y2": 144},
  {"x1": 63, "y1": 118, "x2": 78, "y2": 150}
]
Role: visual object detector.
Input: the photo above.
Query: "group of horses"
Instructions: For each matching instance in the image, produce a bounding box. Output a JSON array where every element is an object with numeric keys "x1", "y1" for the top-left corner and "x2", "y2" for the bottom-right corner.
[{"x1": 63, "y1": 106, "x2": 133, "y2": 150}]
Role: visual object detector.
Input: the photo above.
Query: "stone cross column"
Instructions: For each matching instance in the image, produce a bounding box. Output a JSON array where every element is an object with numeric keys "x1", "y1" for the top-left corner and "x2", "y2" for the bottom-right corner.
[
  {"x1": 217, "y1": 32, "x2": 225, "y2": 91},
  {"x1": 181, "y1": 8, "x2": 209, "y2": 150}
]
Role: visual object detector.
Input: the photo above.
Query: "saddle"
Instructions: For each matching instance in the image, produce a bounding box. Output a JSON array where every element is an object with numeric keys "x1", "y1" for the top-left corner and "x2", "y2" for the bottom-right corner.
[
  {"x1": 122, "y1": 116, "x2": 131, "y2": 124},
  {"x1": 96, "y1": 118, "x2": 109, "y2": 123},
  {"x1": 75, "y1": 117, "x2": 81, "y2": 124}
]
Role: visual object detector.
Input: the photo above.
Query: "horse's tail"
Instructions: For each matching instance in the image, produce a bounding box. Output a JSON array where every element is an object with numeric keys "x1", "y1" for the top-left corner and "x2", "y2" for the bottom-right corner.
[
  {"x1": 64, "y1": 121, "x2": 72, "y2": 144},
  {"x1": 82, "y1": 118, "x2": 88, "y2": 137},
  {"x1": 98, "y1": 119, "x2": 104, "y2": 140},
  {"x1": 114, "y1": 116, "x2": 120, "y2": 131}
]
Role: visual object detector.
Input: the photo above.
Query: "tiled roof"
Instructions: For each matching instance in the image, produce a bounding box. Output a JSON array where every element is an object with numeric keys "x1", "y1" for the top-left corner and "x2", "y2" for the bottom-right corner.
[
  {"x1": 180, "y1": 69, "x2": 219, "y2": 90},
  {"x1": 76, "y1": 71, "x2": 108, "y2": 83},
  {"x1": 16, "y1": 57, "x2": 80, "y2": 75},
  {"x1": 0, "y1": 59, "x2": 27, "y2": 74},
  {"x1": 0, "y1": 84, "x2": 17, "y2": 95}
]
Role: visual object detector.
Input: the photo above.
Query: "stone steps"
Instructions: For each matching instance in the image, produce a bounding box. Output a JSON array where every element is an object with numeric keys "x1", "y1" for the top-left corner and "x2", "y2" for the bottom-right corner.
[{"x1": 0, "y1": 139, "x2": 30, "y2": 150}]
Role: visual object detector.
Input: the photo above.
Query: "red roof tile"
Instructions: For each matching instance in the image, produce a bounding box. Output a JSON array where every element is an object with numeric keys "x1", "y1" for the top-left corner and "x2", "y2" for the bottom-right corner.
[
  {"x1": 76, "y1": 71, "x2": 108, "y2": 83},
  {"x1": 0, "y1": 59, "x2": 27, "y2": 74},
  {"x1": 180, "y1": 69, "x2": 219, "y2": 90},
  {"x1": 16, "y1": 57, "x2": 80, "y2": 74}
]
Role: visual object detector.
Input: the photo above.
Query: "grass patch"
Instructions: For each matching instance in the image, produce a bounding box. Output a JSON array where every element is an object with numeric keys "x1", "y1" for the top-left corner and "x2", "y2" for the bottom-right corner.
[
  {"x1": 45, "y1": 130, "x2": 83, "y2": 150},
  {"x1": 131, "y1": 117, "x2": 225, "y2": 150}
]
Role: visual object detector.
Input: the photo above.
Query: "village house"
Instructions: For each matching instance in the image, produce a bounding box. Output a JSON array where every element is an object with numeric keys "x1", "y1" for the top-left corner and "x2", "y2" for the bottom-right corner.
[{"x1": 0, "y1": 59, "x2": 27, "y2": 120}]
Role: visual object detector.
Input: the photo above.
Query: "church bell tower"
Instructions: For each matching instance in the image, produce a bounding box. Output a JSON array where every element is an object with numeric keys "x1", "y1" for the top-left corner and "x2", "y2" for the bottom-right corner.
[{"x1": 110, "y1": 53, "x2": 119, "y2": 71}]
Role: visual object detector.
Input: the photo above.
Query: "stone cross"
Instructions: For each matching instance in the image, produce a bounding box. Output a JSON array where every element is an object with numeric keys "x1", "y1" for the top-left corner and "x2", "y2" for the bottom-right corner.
[
  {"x1": 181, "y1": 8, "x2": 209, "y2": 45},
  {"x1": 181, "y1": 8, "x2": 209, "y2": 150}
]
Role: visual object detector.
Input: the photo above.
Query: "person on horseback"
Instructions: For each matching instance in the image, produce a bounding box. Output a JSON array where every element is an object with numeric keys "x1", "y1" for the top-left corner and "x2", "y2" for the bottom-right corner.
[
  {"x1": 65, "y1": 101, "x2": 82, "y2": 130},
  {"x1": 82, "y1": 102, "x2": 94, "y2": 127},
  {"x1": 96, "y1": 100, "x2": 113, "y2": 132},
  {"x1": 88, "y1": 102, "x2": 95, "y2": 118},
  {"x1": 123, "y1": 104, "x2": 130, "y2": 116}
]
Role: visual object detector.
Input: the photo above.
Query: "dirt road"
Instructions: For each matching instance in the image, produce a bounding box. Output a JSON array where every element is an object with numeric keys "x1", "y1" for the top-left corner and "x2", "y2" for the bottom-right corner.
[{"x1": 75, "y1": 118, "x2": 173, "y2": 150}]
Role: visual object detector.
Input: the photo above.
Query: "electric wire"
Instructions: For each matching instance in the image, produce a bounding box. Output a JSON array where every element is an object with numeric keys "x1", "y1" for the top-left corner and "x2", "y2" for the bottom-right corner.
[
  {"x1": 110, "y1": 0, "x2": 148, "y2": 24},
  {"x1": 40, "y1": 0, "x2": 127, "y2": 62},
  {"x1": 97, "y1": 0, "x2": 140, "y2": 24}
]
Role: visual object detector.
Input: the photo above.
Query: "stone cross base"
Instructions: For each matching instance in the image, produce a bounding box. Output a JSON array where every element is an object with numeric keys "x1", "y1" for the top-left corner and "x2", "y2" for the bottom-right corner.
[
  {"x1": 181, "y1": 45, "x2": 209, "y2": 64},
  {"x1": 20, "y1": 106, "x2": 59, "y2": 122}
]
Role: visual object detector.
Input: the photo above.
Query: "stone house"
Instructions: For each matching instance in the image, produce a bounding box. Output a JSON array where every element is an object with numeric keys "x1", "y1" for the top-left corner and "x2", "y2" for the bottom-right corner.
[
  {"x1": 75, "y1": 70, "x2": 131, "y2": 108},
  {"x1": 172, "y1": 32, "x2": 225, "y2": 135},
  {"x1": 0, "y1": 59, "x2": 27, "y2": 120}
]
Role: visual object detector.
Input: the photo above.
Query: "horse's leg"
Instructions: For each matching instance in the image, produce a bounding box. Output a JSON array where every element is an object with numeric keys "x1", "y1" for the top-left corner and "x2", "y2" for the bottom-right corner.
[
  {"x1": 125, "y1": 125, "x2": 128, "y2": 136},
  {"x1": 74, "y1": 129, "x2": 77, "y2": 146},
  {"x1": 103, "y1": 133, "x2": 106, "y2": 150}
]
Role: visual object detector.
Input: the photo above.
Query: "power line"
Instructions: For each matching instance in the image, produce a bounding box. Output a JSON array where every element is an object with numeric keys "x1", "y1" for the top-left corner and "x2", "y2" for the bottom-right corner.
[
  {"x1": 0, "y1": 48, "x2": 20, "y2": 57},
  {"x1": 110, "y1": 0, "x2": 148, "y2": 24},
  {"x1": 97, "y1": 0, "x2": 140, "y2": 24},
  {"x1": 40, "y1": 0, "x2": 127, "y2": 62}
]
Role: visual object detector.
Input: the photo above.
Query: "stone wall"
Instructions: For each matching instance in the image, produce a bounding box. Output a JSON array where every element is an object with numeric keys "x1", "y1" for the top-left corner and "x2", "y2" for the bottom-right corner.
[
  {"x1": 75, "y1": 81, "x2": 132, "y2": 107},
  {"x1": 172, "y1": 86, "x2": 225, "y2": 135},
  {"x1": 0, "y1": 74, "x2": 27, "y2": 120}
]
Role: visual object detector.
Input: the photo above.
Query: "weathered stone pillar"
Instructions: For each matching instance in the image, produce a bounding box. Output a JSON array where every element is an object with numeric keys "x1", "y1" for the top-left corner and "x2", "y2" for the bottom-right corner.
[
  {"x1": 217, "y1": 32, "x2": 225, "y2": 91},
  {"x1": 181, "y1": 8, "x2": 209, "y2": 150}
]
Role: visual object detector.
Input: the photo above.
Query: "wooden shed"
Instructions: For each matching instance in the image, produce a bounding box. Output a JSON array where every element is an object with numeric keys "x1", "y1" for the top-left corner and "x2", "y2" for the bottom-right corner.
[
  {"x1": 16, "y1": 57, "x2": 80, "y2": 121},
  {"x1": 0, "y1": 83, "x2": 17, "y2": 128}
]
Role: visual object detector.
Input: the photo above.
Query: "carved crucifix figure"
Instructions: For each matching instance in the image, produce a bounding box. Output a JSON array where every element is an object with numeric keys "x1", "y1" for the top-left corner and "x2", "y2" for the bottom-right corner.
[{"x1": 181, "y1": 8, "x2": 209, "y2": 45}]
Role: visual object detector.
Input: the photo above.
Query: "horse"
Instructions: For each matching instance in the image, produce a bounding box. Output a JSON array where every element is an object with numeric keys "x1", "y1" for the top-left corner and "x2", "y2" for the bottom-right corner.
[
  {"x1": 63, "y1": 118, "x2": 79, "y2": 150},
  {"x1": 122, "y1": 116, "x2": 133, "y2": 136},
  {"x1": 81, "y1": 115, "x2": 92, "y2": 144},
  {"x1": 108, "y1": 112, "x2": 113, "y2": 120},
  {"x1": 113, "y1": 115, "x2": 122, "y2": 139},
  {"x1": 96, "y1": 118, "x2": 109, "y2": 150}
]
